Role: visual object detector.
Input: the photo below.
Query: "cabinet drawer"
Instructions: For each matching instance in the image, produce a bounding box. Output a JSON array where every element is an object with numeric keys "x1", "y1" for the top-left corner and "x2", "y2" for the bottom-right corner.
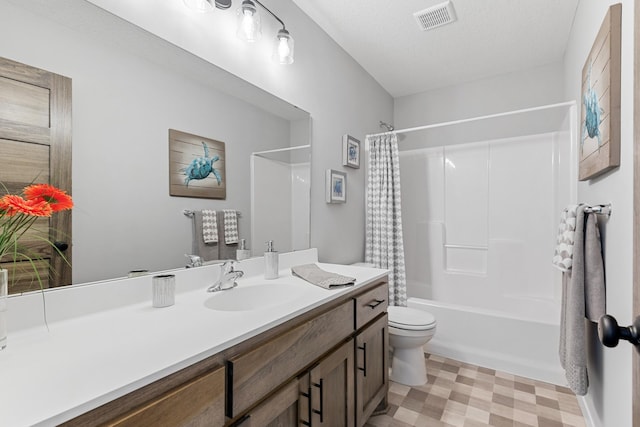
[
  {"x1": 354, "y1": 282, "x2": 388, "y2": 330},
  {"x1": 227, "y1": 300, "x2": 354, "y2": 418},
  {"x1": 108, "y1": 365, "x2": 225, "y2": 427}
]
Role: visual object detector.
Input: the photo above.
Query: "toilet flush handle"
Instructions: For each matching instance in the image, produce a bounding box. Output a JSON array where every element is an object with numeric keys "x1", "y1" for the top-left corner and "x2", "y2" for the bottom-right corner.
[{"x1": 597, "y1": 314, "x2": 640, "y2": 347}]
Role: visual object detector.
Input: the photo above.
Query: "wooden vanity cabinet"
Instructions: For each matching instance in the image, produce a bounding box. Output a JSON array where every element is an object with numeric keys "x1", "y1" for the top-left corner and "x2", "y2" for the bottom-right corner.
[
  {"x1": 355, "y1": 313, "x2": 389, "y2": 427},
  {"x1": 108, "y1": 365, "x2": 225, "y2": 427},
  {"x1": 307, "y1": 339, "x2": 355, "y2": 427},
  {"x1": 227, "y1": 377, "x2": 302, "y2": 426}
]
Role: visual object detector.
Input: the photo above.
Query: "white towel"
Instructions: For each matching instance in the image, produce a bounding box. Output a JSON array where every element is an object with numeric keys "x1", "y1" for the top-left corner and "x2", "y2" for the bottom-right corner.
[
  {"x1": 552, "y1": 205, "x2": 579, "y2": 271},
  {"x1": 223, "y1": 210, "x2": 239, "y2": 244},
  {"x1": 202, "y1": 210, "x2": 218, "y2": 244}
]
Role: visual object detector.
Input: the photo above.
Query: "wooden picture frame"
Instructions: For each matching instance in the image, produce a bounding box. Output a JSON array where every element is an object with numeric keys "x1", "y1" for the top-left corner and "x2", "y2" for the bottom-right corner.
[
  {"x1": 579, "y1": 3, "x2": 621, "y2": 181},
  {"x1": 169, "y1": 129, "x2": 226, "y2": 199},
  {"x1": 342, "y1": 134, "x2": 361, "y2": 169},
  {"x1": 325, "y1": 169, "x2": 347, "y2": 203}
]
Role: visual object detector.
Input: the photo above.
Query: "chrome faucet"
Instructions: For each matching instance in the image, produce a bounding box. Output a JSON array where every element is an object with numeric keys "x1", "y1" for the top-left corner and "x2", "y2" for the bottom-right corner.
[{"x1": 207, "y1": 260, "x2": 244, "y2": 292}]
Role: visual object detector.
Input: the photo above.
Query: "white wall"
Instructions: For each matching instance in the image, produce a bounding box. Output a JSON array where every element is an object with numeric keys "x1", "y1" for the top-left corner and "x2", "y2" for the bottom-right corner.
[
  {"x1": 394, "y1": 62, "x2": 566, "y2": 129},
  {"x1": 563, "y1": 1, "x2": 634, "y2": 426},
  {"x1": 80, "y1": 0, "x2": 395, "y2": 264}
]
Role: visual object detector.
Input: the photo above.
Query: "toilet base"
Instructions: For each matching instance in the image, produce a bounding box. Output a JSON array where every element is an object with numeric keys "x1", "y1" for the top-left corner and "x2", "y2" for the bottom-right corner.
[{"x1": 389, "y1": 346, "x2": 427, "y2": 386}]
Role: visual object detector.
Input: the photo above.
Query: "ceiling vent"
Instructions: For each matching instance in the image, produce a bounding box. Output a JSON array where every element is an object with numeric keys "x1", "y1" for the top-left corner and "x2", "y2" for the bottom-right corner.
[{"x1": 413, "y1": 0, "x2": 457, "y2": 31}]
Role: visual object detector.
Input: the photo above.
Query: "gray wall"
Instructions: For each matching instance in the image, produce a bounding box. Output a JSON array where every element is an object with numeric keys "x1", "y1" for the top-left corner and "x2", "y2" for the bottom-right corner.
[
  {"x1": 394, "y1": 62, "x2": 565, "y2": 128},
  {"x1": 564, "y1": 1, "x2": 634, "y2": 426}
]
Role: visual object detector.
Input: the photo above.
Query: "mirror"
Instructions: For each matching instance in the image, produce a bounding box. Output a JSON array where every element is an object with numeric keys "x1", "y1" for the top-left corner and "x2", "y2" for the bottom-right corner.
[{"x1": 3, "y1": 0, "x2": 311, "y2": 291}]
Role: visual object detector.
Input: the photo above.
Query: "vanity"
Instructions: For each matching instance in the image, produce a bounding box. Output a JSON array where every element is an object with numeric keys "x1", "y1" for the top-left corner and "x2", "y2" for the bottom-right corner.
[{"x1": 1, "y1": 249, "x2": 389, "y2": 427}]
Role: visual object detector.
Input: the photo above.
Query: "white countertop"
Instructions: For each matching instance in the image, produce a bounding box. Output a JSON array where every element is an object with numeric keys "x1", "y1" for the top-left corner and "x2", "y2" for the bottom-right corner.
[{"x1": 0, "y1": 249, "x2": 388, "y2": 427}]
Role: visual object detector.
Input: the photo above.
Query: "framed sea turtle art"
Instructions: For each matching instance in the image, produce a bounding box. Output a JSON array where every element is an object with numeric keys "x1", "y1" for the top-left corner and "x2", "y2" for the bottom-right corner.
[
  {"x1": 169, "y1": 129, "x2": 226, "y2": 199},
  {"x1": 578, "y1": 3, "x2": 621, "y2": 181}
]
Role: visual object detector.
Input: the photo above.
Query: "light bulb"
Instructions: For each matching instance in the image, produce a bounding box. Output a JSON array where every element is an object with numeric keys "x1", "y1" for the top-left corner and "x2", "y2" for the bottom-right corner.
[
  {"x1": 273, "y1": 29, "x2": 294, "y2": 64},
  {"x1": 236, "y1": 0, "x2": 261, "y2": 42}
]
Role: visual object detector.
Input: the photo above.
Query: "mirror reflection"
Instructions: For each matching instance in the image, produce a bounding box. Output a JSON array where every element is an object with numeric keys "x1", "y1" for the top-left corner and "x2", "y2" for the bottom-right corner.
[
  {"x1": 251, "y1": 144, "x2": 311, "y2": 256},
  {"x1": 2, "y1": 1, "x2": 311, "y2": 294}
]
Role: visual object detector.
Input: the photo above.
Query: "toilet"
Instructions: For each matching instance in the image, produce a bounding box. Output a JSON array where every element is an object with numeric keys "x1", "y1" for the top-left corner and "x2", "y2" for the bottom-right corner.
[
  {"x1": 388, "y1": 305, "x2": 437, "y2": 386},
  {"x1": 350, "y1": 263, "x2": 437, "y2": 387}
]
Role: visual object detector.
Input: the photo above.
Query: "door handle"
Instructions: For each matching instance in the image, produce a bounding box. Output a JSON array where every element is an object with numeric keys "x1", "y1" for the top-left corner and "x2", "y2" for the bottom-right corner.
[
  {"x1": 597, "y1": 314, "x2": 640, "y2": 347},
  {"x1": 53, "y1": 241, "x2": 69, "y2": 253}
]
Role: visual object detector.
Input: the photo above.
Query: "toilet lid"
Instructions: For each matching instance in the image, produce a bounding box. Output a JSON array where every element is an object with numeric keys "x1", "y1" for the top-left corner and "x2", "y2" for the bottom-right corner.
[{"x1": 388, "y1": 306, "x2": 436, "y2": 330}]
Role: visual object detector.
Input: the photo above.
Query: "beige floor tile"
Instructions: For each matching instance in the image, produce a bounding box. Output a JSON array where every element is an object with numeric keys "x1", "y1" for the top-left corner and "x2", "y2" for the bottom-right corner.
[
  {"x1": 365, "y1": 353, "x2": 585, "y2": 427},
  {"x1": 394, "y1": 407, "x2": 420, "y2": 425}
]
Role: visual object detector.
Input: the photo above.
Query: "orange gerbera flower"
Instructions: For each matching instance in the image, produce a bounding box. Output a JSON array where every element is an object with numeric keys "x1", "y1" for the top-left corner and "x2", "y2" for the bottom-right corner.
[
  {"x1": 24, "y1": 184, "x2": 73, "y2": 212},
  {"x1": 1, "y1": 195, "x2": 53, "y2": 217}
]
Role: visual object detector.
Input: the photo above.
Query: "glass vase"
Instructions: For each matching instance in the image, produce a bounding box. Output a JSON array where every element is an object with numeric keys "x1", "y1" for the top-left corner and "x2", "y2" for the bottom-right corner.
[{"x1": 0, "y1": 269, "x2": 7, "y2": 350}]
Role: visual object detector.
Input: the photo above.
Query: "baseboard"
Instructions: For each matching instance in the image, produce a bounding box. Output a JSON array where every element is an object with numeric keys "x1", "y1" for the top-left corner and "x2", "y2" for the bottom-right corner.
[{"x1": 576, "y1": 395, "x2": 598, "y2": 427}]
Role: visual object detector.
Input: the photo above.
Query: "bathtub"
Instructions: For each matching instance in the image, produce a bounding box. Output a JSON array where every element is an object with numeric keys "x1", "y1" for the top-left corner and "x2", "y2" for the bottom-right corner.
[{"x1": 408, "y1": 296, "x2": 566, "y2": 385}]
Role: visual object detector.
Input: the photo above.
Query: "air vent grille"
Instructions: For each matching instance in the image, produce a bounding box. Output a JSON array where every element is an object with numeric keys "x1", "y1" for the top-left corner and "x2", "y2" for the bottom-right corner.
[{"x1": 414, "y1": 1, "x2": 457, "y2": 31}]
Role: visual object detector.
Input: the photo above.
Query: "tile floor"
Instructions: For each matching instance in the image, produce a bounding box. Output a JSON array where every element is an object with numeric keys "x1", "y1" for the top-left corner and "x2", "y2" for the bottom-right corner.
[{"x1": 365, "y1": 353, "x2": 585, "y2": 427}]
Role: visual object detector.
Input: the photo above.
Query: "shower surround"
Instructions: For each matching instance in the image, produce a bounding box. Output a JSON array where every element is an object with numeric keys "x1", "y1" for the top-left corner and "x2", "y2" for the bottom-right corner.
[{"x1": 397, "y1": 103, "x2": 576, "y2": 384}]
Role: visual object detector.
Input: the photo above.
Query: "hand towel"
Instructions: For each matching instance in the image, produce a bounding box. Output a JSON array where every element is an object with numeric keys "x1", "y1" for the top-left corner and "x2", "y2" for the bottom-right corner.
[
  {"x1": 291, "y1": 264, "x2": 356, "y2": 289},
  {"x1": 223, "y1": 209, "x2": 239, "y2": 244},
  {"x1": 584, "y1": 213, "x2": 606, "y2": 322},
  {"x1": 194, "y1": 211, "x2": 219, "y2": 262},
  {"x1": 559, "y1": 206, "x2": 606, "y2": 395},
  {"x1": 552, "y1": 205, "x2": 579, "y2": 271},
  {"x1": 218, "y1": 211, "x2": 237, "y2": 260},
  {"x1": 202, "y1": 210, "x2": 218, "y2": 244}
]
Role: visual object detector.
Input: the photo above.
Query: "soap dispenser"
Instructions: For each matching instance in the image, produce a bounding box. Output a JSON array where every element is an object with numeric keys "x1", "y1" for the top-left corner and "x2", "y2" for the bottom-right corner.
[
  {"x1": 236, "y1": 239, "x2": 251, "y2": 261},
  {"x1": 264, "y1": 240, "x2": 279, "y2": 279}
]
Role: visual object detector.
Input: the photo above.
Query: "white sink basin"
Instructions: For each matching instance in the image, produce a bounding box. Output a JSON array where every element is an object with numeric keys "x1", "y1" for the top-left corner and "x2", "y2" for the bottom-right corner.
[{"x1": 204, "y1": 282, "x2": 305, "y2": 311}]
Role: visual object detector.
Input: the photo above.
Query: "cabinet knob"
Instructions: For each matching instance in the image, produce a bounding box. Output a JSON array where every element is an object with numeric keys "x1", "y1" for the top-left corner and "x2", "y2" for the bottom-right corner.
[{"x1": 598, "y1": 314, "x2": 640, "y2": 347}]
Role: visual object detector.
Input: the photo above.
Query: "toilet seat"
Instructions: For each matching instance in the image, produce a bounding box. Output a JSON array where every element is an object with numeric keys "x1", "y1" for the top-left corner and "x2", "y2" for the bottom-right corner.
[{"x1": 388, "y1": 306, "x2": 436, "y2": 331}]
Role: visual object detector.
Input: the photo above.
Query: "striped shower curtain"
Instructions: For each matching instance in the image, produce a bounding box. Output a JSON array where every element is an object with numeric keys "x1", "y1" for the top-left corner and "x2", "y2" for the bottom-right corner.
[{"x1": 365, "y1": 133, "x2": 407, "y2": 307}]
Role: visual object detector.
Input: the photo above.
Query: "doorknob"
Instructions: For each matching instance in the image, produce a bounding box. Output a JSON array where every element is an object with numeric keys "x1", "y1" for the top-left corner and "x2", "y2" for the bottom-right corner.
[
  {"x1": 53, "y1": 241, "x2": 69, "y2": 252},
  {"x1": 597, "y1": 314, "x2": 640, "y2": 347}
]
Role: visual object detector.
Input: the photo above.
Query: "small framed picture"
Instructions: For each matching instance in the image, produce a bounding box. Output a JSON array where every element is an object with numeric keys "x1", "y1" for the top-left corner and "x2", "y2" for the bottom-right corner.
[
  {"x1": 342, "y1": 134, "x2": 361, "y2": 169},
  {"x1": 326, "y1": 169, "x2": 347, "y2": 203}
]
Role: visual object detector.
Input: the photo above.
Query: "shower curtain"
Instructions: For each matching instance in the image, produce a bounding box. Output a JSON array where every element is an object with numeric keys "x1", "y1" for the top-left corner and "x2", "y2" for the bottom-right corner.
[{"x1": 365, "y1": 133, "x2": 407, "y2": 306}]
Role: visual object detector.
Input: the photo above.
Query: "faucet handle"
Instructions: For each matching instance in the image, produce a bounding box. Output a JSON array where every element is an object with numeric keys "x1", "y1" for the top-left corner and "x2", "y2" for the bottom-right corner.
[
  {"x1": 221, "y1": 260, "x2": 237, "y2": 273},
  {"x1": 185, "y1": 254, "x2": 203, "y2": 268}
]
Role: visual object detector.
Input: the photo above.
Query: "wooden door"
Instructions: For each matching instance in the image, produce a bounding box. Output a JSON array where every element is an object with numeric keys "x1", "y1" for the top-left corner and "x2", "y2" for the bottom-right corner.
[
  {"x1": 355, "y1": 314, "x2": 389, "y2": 427},
  {"x1": 309, "y1": 340, "x2": 355, "y2": 427},
  {"x1": 0, "y1": 56, "x2": 72, "y2": 293}
]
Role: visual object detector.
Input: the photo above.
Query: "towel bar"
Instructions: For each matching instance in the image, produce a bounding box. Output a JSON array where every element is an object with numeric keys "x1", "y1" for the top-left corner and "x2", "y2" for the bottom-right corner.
[
  {"x1": 183, "y1": 209, "x2": 241, "y2": 217},
  {"x1": 584, "y1": 204, "x2": 611, "y2": 216}
]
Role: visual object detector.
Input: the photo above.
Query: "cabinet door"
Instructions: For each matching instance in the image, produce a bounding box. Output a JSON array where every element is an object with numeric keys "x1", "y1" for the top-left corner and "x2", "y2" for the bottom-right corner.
[
  {"x1": 309, "y1": 340, "x2": 355, "y2": 427},
  {"x1": 355, "y1": 314, "x2": 389, "y2": 427},
  {"x1": 230, "y1": 378, "x2": 301, "y2": 427}
]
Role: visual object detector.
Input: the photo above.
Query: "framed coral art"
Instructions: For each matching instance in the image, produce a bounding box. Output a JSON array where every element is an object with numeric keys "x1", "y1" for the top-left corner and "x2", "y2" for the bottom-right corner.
[
  {"x1": 169, "y1": 129, "x2": 226, "y2": 199},
  {"x1": 325, "y1": 169, "x2": 346, "y2": 203},
  {"x1": 579, "y1": 3, "x2": 621, "y2": 181}
]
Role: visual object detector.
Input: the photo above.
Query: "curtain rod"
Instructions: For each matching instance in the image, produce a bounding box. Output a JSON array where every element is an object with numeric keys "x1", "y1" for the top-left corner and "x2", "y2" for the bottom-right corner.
[{"x1": 366, "y1": 101, "x2": 576, "y2": 139}]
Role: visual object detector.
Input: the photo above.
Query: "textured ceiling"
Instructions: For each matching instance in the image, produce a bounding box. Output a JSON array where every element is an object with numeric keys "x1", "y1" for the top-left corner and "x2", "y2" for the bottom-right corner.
[{"x1": 292, "y1": 0, "x2": 580, "y2": 97}]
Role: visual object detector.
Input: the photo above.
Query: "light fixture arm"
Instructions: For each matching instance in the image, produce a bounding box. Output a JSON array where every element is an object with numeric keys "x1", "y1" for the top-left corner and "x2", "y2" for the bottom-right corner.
[{"x1": 252, "y1": 0, "x2": 286, "y2": 30}]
